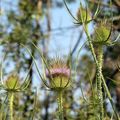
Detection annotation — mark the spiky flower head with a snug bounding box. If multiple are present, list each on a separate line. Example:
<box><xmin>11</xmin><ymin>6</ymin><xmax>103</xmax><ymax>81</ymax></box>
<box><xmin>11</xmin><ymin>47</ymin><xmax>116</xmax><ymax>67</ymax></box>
<box><xmin>92</xmin><ymin>21</ymin><xmax>112</xmax><ymax>46</ymax></box>
<box><xmin>77</xmin><ymin>6</ymin><xmax>91</xmax><ymax>23</ymax></box>
<box><xmin>46</xmin><ymin>58</ymin><xmax>71</xmax><ymax>90</ymax></box>
<box><xmin>5</xmin><ymin>74</ymin><xmax>20</xmax><ymax>91</ymax></box>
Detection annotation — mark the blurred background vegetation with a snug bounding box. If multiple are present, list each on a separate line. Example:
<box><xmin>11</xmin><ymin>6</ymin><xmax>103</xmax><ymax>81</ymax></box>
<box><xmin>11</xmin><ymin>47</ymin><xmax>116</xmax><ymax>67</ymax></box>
<box><xmin>0</xmin><ymin>0</ymin><xmax>120</xmax><ymax>119</ymax></box>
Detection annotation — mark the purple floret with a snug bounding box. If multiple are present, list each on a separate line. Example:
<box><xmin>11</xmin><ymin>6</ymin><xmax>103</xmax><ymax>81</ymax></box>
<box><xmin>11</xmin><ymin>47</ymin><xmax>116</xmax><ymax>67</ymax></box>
<box><xmin>46</xmin><ymin>68</ymin><xmax>70</xmax><ymax>78</ymax></box>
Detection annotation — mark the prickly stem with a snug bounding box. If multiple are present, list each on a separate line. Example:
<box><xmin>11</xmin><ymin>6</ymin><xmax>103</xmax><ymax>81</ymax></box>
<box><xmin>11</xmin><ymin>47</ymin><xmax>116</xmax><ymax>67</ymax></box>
<box><xmin>57</xmin><ymin>91</ymin><xmax>64</xmax><ymax>120</ymax></box>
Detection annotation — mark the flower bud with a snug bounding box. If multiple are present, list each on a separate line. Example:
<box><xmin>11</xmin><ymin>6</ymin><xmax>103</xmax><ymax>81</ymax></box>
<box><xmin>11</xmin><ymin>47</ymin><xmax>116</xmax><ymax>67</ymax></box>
<box><xmin>5</xmin><ymin>74</ymin><xmax>20</xmax><ymax>90</ymax></box>
<box><xmin>77</xmin><ymin>6</ymin><xmax>91</xmax><ymax>23</ymax></box>
<box><xmin>92</xmin><ymin>22</ymin><xmax>112</xmax><ymax>46</ymax></box>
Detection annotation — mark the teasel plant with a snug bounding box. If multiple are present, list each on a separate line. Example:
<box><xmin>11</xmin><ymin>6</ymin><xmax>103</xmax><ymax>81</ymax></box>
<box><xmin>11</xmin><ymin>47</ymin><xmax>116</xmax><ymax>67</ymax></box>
<box><xmin>46</xmin><ymin>57</ymin><xmax>71</xmax><ymax>120</ymax></box>
<box><xmin>92</xmin><ymin>20</ymin><xmax>113</xmax><ymax>120</ymax></box>
<box><xmin>21</xmin><ymin>42</ymin><xmax>72</xmax><ymax>120</ymax></box>
<box><xmin>0</xmin><ymin>58</ymin><xmax>31</xmax><ymax>120</ymax></box>
<box><xmin>63</xmin><ymin>0</ymin><xmax>120</xmax><ymax>119</ymax></box>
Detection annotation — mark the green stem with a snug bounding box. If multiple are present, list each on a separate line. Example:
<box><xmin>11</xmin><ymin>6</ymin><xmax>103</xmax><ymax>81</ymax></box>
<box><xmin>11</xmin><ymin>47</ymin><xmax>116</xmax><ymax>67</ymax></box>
<box><xmin>57</xmin><ymin>91</ymin><xmax>64</xmax><ymax>120</ymax></box>
<box><xmin>96</xmin><ymin>46</ymin><xmax>104</xmax><ymax>120</ymax></box>
<box><xmin>83</xmin><ymin>24</ymin><xmax>104</xmax><ymax>119</ymax></box>
<box><xmin>102</xmin><ymin>75</ymin><xmax>120</xmax><ymax>120</ymax></box>
<box><xmin>8</xmin><ymin>92</ymin><xmax>14</xmax><ymax>120</ymax></box>
<box><xmin>83</xmin><ymin>23</ymin><xmax>98</xmax><ymax>66</ymax></box>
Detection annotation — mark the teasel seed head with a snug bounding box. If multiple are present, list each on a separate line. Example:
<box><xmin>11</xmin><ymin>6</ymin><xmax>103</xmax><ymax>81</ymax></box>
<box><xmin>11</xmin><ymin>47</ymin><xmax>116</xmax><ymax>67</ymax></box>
<box><xmin>77</xmin><ymin>6</ymin><xmax>91</xmax><ymax>23</ymax></box>
<box><xmin>46</xmin><ymin>58</ymin><xmax>71</xmax><ymax>91</ymax></box>
<box><xmin>5</xmin><ymin>74</ymin><xmax>20</xmax><ymax>91</ymax></box>
<box><xmin>92</xmin><ymin>21</ymin><xmax>112</xmax><ymax>46</ymax></box>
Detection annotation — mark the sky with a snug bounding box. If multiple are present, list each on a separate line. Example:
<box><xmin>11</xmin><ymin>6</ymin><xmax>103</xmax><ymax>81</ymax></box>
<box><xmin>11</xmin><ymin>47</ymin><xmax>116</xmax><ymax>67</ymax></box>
<box><xmin>0</xmin><ymin>0</ymin><xmax>84</xmax><ymax>55</ymax></box>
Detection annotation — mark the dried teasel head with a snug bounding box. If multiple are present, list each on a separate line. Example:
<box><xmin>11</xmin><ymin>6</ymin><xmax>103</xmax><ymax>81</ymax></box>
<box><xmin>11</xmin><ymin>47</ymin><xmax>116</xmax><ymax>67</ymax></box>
<box><xmin>4</xmin><ymin>74</ymin><xmax>20</xmax><ymax>91</ymax></box>
<box><xmin>46</xmin><ymin>58</ymin><xmax>71</xmax><ymax>91</ymax></box>
<box><xmin>92</xmin><ymin>21</ymin><xmax>112</xmax><ymax>46</ymax></box>
<box><xmin>77</xmin><ymin>6</ymin><xmax>91</xmax><ymax>23</ymax></box>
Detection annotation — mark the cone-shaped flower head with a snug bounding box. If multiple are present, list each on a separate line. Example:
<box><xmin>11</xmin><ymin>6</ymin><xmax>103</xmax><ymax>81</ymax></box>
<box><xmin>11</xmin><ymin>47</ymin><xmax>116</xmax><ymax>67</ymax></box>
<box><xmin>5</xmin><ymin>74</ymin><xmax>20</xmax><ymax>90</ymax></box>
<box><xmin>77</xmin><ymin>6</ymin><xmax>91</xmax><ymax>23</ymax></box>
<box><xmin>46</xmin><ymin>58</ymin><xmax>71</xmax><ymax>90</ymax></box>
<box><xmin>92</xmin><ymin>21</ymin><xmax>112</xmax><ymax>46</ymax></box>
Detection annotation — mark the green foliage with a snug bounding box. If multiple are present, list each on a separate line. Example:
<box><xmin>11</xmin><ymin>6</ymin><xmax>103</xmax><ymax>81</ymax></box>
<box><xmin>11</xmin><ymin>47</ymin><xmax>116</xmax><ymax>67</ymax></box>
<box><xmin>6</xmin><ymin>25</ymin><xmax>30</xmax><ymax>44</ymax></box>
